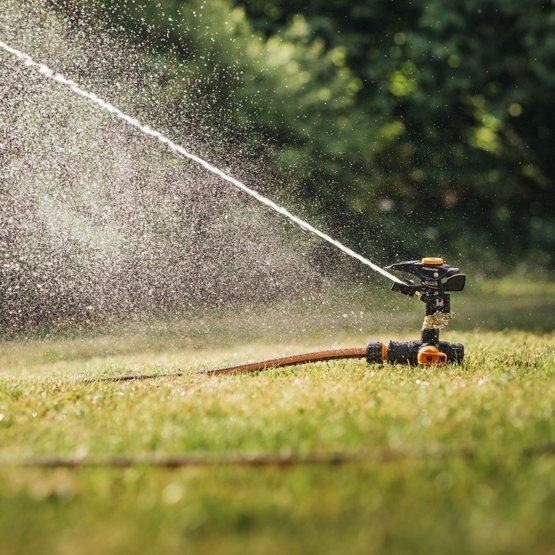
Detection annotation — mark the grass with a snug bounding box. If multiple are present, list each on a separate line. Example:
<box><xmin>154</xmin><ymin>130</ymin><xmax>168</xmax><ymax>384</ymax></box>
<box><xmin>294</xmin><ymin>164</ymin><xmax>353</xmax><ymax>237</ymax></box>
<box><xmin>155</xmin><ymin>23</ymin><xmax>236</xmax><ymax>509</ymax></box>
<box><xmin>0</xmin><ymin>281</ymin><xmax>554</xmax><ymax>555</ymax></box>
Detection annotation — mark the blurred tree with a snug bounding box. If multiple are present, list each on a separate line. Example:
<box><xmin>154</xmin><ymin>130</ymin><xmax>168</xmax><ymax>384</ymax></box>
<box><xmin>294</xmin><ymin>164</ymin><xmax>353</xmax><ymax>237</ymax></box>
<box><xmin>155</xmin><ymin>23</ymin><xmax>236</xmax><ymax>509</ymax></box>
<box><xmin>239</xmin><ymin>0</ymin><xmax>555</xmax><ymax>268</ymax></box>
<box><xmin>51</xmin><ymin>0</ymin><xmax>554</xmax><ymax>269</ymax></box>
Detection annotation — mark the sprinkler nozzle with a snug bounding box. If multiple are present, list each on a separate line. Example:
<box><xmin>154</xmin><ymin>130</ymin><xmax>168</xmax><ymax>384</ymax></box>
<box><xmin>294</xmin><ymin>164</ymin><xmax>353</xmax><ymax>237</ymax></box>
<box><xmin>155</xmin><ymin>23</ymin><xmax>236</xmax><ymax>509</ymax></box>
<box><xmin>385</xmin><ymin>258</ymin><xmax>465</xmax><ymax>315</ymax></box>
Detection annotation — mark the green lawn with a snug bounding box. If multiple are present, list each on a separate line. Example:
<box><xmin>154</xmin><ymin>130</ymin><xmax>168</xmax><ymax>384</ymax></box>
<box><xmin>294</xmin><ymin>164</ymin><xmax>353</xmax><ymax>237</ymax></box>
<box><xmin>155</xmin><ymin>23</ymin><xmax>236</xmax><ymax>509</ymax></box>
<box><xmin>0</xmin><ymin>282</ymin><xmax>553</xmax><ymax>554</ymax></box>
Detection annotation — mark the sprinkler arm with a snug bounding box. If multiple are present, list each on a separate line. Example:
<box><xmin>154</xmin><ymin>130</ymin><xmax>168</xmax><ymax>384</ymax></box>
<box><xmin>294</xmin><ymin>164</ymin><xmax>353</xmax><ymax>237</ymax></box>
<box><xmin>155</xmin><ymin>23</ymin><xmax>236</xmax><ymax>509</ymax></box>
<box><xmin>384</xmin><ymin>258</ymin><xmax>465</xmax><ymax>314</ymax></box>
<box><xmin>389</xmin><ymin>274</ymin><xmax>466</xmax><ymax>297</ymax></box>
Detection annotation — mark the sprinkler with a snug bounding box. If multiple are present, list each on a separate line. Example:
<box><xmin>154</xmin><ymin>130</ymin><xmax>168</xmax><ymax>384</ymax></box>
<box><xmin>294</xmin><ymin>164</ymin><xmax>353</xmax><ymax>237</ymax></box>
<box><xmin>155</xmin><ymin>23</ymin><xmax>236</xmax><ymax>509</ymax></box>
<box><xmin>365</xmin><ymin>257</ymin><xmax>465</xmax><ymax>366</ymax></box>
<box><xmin>202</xmin><ymin>257</ymin><xmax>465</xmax><ymax>376</ymax></box>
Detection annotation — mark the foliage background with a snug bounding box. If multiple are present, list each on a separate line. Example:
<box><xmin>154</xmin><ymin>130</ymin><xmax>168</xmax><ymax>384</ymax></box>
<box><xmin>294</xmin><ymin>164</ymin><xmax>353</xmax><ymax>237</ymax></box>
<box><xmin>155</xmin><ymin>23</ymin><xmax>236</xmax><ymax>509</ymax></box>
<box><xmin>48</xmin><ymin>0</ymin><xmax>555</xmax><ymax>272</ymax></box>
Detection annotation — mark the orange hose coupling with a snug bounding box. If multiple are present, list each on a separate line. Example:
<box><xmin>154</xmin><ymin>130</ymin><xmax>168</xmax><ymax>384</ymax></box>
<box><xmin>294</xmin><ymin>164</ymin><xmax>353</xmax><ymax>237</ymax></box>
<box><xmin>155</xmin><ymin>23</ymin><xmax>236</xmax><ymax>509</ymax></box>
<box><xmin>417</xmin><ymin>345</ymin><xmax>448</xmax><ymax>366</ymax></box>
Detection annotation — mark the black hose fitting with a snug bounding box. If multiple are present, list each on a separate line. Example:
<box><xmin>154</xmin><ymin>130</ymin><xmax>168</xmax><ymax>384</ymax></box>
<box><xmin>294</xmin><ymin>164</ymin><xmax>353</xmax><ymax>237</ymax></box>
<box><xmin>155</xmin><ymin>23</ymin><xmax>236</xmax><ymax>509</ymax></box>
<box><xmin>366</xmin><ymin>340</ymin><xmax>464</xmax><ymax>365</ymax></box>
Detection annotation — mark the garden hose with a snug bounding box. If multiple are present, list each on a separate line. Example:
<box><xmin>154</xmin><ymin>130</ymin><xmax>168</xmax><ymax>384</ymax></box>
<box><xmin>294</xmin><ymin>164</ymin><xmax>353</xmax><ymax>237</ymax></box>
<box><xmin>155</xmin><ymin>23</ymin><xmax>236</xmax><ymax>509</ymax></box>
<box><xmin>199</xmin><ymin>348</ymin><xmax>368</xmax><ymax>376</ymax></box>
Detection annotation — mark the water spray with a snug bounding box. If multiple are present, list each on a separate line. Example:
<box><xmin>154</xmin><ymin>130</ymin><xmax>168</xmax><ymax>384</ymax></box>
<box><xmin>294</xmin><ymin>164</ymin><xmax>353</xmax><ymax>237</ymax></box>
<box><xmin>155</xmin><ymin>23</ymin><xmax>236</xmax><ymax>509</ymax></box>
<box><xmin>0</xmin><ymin>39</ymin><xmax>402</xmax><ymax>286</ymax></box>
<box><xmin>1</xmin><ymin>40</ymin><xmax>467</xmax><ymax>376</ymax></box>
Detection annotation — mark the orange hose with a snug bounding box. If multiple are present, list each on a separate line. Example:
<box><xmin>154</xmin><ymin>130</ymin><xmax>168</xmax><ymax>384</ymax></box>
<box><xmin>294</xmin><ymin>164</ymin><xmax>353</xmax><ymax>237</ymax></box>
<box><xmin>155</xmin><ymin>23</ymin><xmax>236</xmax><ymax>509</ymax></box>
<box><xmin>85</xmin><ymin>348</ymin><xmax>368</xmax><ymax>382</ymax></box>
<box><xmin>200</xmin><ymin>348</ymin><xmax>367</xmax><ymax>376</ymax></box>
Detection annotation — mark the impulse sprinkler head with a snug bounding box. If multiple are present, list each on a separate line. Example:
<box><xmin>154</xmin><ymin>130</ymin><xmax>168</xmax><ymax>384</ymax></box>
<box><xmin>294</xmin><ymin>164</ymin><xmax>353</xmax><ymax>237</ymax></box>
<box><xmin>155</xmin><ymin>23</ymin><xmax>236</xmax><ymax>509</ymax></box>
<box><xmin>388</xmin><ymin>257</ymin><xmax>465</xmax><ymax>352</ymax></box>
<box><xmin>386</xmin><ymin>256</ymin><xmax>465</xmax><ymax>317</ymax></box>
<box><xmin>366</xmin><ymin>257</ymin><xmax>466</xmax><ymax>366</ymax></box>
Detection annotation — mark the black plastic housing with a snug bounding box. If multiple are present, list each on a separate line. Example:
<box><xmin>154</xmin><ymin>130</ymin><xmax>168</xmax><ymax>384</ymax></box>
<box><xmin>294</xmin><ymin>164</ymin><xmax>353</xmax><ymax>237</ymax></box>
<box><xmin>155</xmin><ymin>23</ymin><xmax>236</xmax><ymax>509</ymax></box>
<box><xmin>366</xmin><ymin>340</ymin><xmax>464</xmax><ymax>365</ymax></box>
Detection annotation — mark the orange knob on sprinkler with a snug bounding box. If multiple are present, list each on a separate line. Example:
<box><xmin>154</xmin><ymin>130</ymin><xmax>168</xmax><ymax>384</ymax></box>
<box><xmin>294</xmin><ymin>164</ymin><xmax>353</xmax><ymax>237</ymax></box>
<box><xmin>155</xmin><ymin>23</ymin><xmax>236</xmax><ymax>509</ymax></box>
<box><xmin>200</xmin><ymin>258</ymin><xmax>466</xmax><ymax>376</ymax></box>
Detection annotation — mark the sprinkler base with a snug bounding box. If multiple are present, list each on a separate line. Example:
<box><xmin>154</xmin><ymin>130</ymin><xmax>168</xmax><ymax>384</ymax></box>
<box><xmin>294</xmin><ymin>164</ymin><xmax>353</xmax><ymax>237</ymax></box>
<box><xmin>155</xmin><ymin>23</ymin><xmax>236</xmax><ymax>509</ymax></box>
<box><xmin>366</xmin><ymin>340</ymin><xmax>464</xmax><ymax>366</ymax></box>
